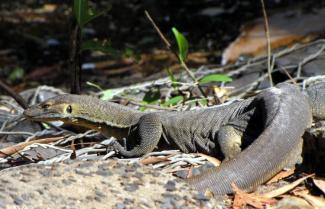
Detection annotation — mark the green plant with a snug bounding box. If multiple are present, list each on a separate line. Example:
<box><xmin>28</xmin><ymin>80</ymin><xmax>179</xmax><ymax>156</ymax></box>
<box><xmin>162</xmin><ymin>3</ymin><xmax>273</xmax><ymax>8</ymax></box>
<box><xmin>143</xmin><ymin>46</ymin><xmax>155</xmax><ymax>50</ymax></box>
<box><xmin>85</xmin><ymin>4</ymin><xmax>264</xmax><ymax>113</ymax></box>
<box><xmin>171</xmin><ymin>27</ymin><xmax>232</xmax><ymax>97</ymax></box>
<box><xmin>8</xmin><ymin>67</ymin><xmax>24</xmax><ymax>82</ymax></box>
<box><xmin>73</xmin><ymin>0</ymin><xmax>106</xmax><ymax>28</ymax></box>
<box><xmin>73</xmin><ymin>0</ymin><xmax>115</xmax><ymax>53</ymax></box>
<box><xmin>199</xmin><ymin>74</ymin><xmax>232</xmax><ymax>84</ymax></box>
<box><xmin>171</xmin><ymin>27</ymin><xmax>188</xmax><ymax>64</ymax></box>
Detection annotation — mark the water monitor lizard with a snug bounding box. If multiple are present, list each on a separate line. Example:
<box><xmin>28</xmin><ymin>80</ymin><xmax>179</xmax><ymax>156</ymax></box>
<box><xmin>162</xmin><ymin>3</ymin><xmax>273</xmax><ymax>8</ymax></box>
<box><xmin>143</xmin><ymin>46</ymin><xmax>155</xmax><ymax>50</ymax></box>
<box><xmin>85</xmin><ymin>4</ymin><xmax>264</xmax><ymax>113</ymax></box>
<box><xmin>23</xmin><ymin>83</ymin><xmax>325</xmax><ymax>195</ymax></box>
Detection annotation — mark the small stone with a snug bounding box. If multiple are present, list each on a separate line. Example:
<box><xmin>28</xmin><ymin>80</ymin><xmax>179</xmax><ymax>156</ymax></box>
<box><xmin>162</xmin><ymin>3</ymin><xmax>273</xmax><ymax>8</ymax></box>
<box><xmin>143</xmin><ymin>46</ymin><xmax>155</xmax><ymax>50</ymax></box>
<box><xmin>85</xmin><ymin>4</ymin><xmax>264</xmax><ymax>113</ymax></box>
<box><xmin>62</xmin><ymin>179</ymin><xmax>72</xmax><ymax>186</ymax></box>
<box><xmin>75</xmin><ymin>168</ymin><xmax>91</xmax><ymax>176</ymax></box>
<box><xmin>174</xmin><ymin>170</ymin><xmax>188</xmax><ymax>179</ymax></box>
<box><xmin>39</xmin><ymin>169</ymin><xmax>51</xmax><ymax>177</ymax></box>
<box><xmin>68</xmin><ymin>175</ymin><xmax>77</xmax><ymax>182</ymax></box>
<box><xmin>21</xmin><ymin>193</ymin><xmax>31</xmax><ymax>201</ymax></box>
<box><xmin>12</xmin><ymin>196</ymin><xmax>24</xmax><ymax>205</ymax></box>
<box><xmin>96</xmin><ymin>169</ymin><xmax>112</xmax><ymax>177</ymax></box>
<box><xmin>95</xmin><ymin>190</ymin><xmax>106</xmax><ymax>198</ymax></box>
<box><xmin>124</xmin><ymin>183</ymin><xmax>139</xmax><ymax>192</ymax></box>
<box><xmin>94</xmin><ymin>196</ymin><xmax>102</xmax><ymax>202</ymax></box>
<box><xmin>123</xmin><ymin>198</ymin><xmax>134</xmax><ymax>205</ymax></box>
<box><xmin>100</xmin><ymin>179</ymin><xmax>112</xmax><ymax>186</ymax></box>
<box><xmin>133</xmin><ymin>171</ymin><xmax>144</xmax><ymax>179</ymax></box>
<box><xmin>152</xmin><ymin>172</ymin><xmax>160</xmax><ymax>177</ymax></box>
<box><xmin>115</xmin><ymin>203</ymin><xmax>126</xmax><ymax>209</ymax></box>
<box><xmin>19</xmin><ymin>177</ymin><xmax>30</xmax><ymax>183</ymax></box>
<box><xmin>36</xmin><ymin>189</ymin><xmax>44</xmax><ymax>195</ymax></box>
<box><xmin>0</xmin><ymin>179</ymin><xmax>10</xmax><ymax>184</ymax></box>
<box><xmin>164</xmin><ymin>180</ymin><xmax>176</xmax><ymax>191</ymax></box>
<box><xmin>194</xmin><ymin>192</ymin><xmax>210</xmax><ymax>201</ymax></box>
<box><xmin>0</xmin><ymin>200</ymin><xmax>6</xmax><ymax>209</ymax></box>
<box><xmin>78</xmin><ymin>161</ymin><xmax>94</xmax><ymax>168</ymax></box>
<box><xmin>86</xmin><ymin>195</ymin><xmax>94</xmax><ymax>200</ymax></box>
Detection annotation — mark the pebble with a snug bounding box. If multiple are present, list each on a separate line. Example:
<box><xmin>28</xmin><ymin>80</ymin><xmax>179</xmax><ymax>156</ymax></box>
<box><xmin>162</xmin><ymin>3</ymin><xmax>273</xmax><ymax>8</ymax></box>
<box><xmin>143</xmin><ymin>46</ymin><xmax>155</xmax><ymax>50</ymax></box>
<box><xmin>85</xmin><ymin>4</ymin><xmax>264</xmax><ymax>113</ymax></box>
<box><xmin>0</xmin><ymin>160</ymin><xmax>221</xmax><ymax>208</ymax></box>
<box><xmin>164</xmin><ymin>180</ymin><xmax>176</xmax><ymax>191</ymax></box>
<box><xmin>124</xmin><ymin>183</ymin><xmax>139</xmax><ymax>192</ymax></box>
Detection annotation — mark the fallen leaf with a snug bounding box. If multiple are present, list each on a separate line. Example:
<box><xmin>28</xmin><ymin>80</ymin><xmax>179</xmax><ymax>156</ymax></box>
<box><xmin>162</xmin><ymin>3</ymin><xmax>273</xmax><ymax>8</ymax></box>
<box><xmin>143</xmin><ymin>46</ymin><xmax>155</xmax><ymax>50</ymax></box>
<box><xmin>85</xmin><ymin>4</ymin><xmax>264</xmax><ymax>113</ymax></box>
<box><xmin>313</xmin><ymin>177</ymin><xmax>325</xmax><ymax>195</ymax></box>
<box><xmin>262</xmin><ymin>174</ymin><xmax>314</xmax><ymax>198</ymax></box>
<box><xmin>270</xmin><ymin>196</ymin><xmax>313</xmax><ymax>209</ymax></box>
<box><xmin>222</xmin><ymin>9</ymin><xmax>325</xmax><ymax>64</ymax></box>
<box><xmin>295</xmin><ymin>191</ymin><xmax>325</xmax><ymax>209</ymax></box>
<box><xmin>140</xmin><ymin>156</ymin><xmax>169</xmax><ymax>165</ymax></box>
<box><xmin>196</xmin><ymin>153</ymin><xmax>221</xmax><ymax>167</ymax></box>
<box><xmin>232</xmin><ymin>183</ymin><xmax>276</xmax><ymax>209</ymax></box>
<box><xmin>267</xmin><ymin>169</ymin><xmax>295</xmax><ymax>184</ymax></box>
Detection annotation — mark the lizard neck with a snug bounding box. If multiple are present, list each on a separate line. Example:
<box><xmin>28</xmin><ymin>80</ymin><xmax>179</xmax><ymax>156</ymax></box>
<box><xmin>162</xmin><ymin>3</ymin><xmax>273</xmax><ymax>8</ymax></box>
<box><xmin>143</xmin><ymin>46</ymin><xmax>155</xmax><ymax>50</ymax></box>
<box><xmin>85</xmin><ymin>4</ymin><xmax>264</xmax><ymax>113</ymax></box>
<box><xmin>72</xmin><ymin>97</ymin><xmax>145</xmax><ymax>128</ymax></box>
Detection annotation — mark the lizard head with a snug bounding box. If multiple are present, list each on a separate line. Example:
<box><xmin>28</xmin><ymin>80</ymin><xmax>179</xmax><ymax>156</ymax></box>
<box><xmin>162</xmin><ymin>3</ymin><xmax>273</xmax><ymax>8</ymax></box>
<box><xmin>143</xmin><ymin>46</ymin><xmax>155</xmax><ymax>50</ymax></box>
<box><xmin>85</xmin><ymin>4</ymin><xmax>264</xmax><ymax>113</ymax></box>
<box><xmin>23</xmin><ymin>95</ymin><xmax>82</xmax><ymax>124</ymax></box>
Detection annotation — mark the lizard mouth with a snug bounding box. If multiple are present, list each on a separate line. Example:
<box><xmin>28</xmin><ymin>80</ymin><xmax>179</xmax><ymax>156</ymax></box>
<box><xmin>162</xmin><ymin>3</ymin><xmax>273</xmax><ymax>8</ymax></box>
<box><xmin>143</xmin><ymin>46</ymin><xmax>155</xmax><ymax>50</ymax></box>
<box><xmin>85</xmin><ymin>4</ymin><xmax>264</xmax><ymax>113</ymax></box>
<box><xmin>23</xmin><ymin>107</ymin><xmax>61</xmax><ymax>121</ymax></box>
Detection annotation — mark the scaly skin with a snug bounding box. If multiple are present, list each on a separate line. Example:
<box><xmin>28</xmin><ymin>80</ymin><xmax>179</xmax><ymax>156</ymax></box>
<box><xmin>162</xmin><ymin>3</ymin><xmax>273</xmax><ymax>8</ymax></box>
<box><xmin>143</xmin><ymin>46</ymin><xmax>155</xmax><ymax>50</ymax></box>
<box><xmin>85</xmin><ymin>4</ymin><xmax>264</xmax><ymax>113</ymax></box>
<box><xmin>23</xmin><ymin>83</ymin><xmax>325</xmax><ymax>195</ymax></box>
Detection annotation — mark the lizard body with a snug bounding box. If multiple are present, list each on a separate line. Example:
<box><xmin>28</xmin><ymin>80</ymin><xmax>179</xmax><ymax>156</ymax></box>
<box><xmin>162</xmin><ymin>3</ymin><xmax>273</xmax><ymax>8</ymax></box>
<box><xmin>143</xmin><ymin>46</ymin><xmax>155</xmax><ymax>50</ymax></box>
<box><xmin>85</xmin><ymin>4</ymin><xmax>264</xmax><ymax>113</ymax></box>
<box><xmin>24</xmin><ymin>83</ymin><xmax>325</xmax><ymax>195</ymax></box>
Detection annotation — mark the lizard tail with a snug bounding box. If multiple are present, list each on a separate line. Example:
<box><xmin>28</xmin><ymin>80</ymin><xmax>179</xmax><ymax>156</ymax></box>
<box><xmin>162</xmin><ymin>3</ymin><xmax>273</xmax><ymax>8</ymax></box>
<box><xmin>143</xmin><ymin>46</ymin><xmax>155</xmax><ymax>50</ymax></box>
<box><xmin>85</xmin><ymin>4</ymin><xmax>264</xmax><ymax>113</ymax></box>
<box><xmin>187</xmin><ymin>83</ymin><xmax>312</xmax><ymax>195</ymax></box>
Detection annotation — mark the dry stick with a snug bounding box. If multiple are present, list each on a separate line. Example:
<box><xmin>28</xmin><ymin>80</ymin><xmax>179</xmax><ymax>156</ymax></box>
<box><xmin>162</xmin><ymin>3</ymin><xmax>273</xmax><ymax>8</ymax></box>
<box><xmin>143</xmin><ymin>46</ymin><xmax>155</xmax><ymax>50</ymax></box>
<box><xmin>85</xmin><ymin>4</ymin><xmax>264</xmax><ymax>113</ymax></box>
<box><xmin>0</xmin><ymin>136</ymin><xmax>65</xmax><ymax>158</ymax></box>
<box><xmin>0</xmin><ymin>78</ymin><xmax>28</xmax><ymax>109</ymax></box>
<box><xmin>297</xmin><ymin>44</ymin><xmax>325</xmax><ymax>78</ymax></box>
<box><xmin>144</xmin><ymin>10</ymin><xmax>208</xmax><ymax>98</ymax></box>
<box><xmin>260</xmin><ymin>0</ymin><xmax>273</xmax><ymax>86</ymax></box>
<box><xmin>280</xmin><ymin>66</ymin><xmax>297</xmax><ymax>85</ymax></box>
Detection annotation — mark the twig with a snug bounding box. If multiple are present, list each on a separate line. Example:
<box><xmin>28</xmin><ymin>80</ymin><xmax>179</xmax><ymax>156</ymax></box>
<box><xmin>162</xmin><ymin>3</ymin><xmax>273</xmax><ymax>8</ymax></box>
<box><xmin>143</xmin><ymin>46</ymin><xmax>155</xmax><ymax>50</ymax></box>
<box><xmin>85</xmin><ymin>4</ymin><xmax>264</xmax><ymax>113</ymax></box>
<box><xmin>0</xmin><ymin>78</ymin><xmax>28</xmax><ymax>109</ymax></box>
<box><xmin>0</xmin><ymin>131</ymin><xmax>34</xmax><ymax>136</ymax></box>
<box><xmin>279</xmin><ymin>66</ymin><xmax>297</xmax><ymax>85</ymax></box>
<box><xmin>297</xmin><ymin>44</ymin><xmax>325</xmax><ymax>78</ymax></box>
<box><xmin>144</xmin><ymin>10</ymin><xmax>207</xmax><ymax>98</ymax></box>
<box><xmin>260</xmin><ymin>0</ymin><xmax>273</xmax><ymax>86</ymax></box>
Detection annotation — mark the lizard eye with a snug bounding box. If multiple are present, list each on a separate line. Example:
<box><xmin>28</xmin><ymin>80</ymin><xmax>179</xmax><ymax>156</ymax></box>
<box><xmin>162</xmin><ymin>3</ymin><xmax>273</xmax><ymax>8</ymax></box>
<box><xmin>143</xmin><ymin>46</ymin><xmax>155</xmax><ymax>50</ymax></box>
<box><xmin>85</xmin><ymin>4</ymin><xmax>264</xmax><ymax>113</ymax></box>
<box><xmin>66</xmin><ymin>105</ymin><xmax>72</xmax><ymax>113</ymax></box>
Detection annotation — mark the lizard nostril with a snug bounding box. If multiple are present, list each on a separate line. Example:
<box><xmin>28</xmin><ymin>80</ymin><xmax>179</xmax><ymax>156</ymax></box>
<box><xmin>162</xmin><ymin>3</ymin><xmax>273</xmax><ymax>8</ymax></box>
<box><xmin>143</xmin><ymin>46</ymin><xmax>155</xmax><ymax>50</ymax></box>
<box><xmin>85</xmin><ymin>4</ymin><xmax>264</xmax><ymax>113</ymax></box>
<box><xmin>66</xmin><ymin>105</ymin><xmax>72</xmax><ymax>113</ymax></box>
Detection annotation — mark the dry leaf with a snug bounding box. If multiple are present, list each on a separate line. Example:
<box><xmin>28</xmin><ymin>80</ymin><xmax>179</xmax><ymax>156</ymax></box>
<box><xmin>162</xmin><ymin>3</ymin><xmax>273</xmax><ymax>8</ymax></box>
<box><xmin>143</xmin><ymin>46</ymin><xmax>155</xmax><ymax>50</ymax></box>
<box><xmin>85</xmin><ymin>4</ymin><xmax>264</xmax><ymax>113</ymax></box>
<box><xmin>232</xmin><ymin>183</ymin><xmax>276</xmax><ymax>209</ymax></box>
<box><xmin>313</xmin><ymin>177</ymin><xmax>325</xmax><ymax>195</ymax></box>
<box><xmin>295</xmin><ymin>191</ymin><xmax>325</xmax><ymax>209</ymax></box>
<box><xmin>196</xmin><ymin>153</ymin><xmax>221</xmax><ymax>167</ymax></box>
<box><xmin>262</xmin><ymin>174</ymin><xmax>314</xmax><ymax>198</ymax></box>
<box><xmin>269</xmin><ymin>196</ymin><xmax>313</xmax><ymax>209</ymax></box>
<box><xmin>140</xmin><ymin>156</ymin><xmax>169</xmax><ymax>165</ymax></box>
<box><xmin>222</xmin><ymin>9</ymin><xmax>325</xmax><ymax>64</ymax></box>
<box><xmin>267</xmin><ymin>169</ymin><xmax>295</xmax><ymax>184</ymax></box>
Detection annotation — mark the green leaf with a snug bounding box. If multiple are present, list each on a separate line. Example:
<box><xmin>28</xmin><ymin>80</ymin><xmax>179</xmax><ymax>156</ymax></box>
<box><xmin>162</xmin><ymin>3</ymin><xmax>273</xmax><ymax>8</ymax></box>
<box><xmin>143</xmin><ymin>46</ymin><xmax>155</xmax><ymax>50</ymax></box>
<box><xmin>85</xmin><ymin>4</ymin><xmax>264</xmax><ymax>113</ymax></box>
<box><xmin>163</xmin><ymin>95</ymin><xmax>184</xmax><ymax>106</ymax></box>
<box><xmin>172</xmin><ymin>27</ymin><xmax>188</xmax><ymax>63</ymax></box>
<box><xmin>100</xmin><ymin>89</ymin><xmax>114</xmax><ymax>100</ymax></box>
<box><xmin>8</xmin><ymin>67</ymin><xmax>24</xmax><ymax>82</ymax></box>
<box><xmin>140</xmin><ymin>91</ymin><xmax>160</xmax><ymax>111</ymax></box>
<box><xmin>86</xmin><ymin>81</ymin><xmax>103</xmax><ymax>91</ymax></box>
<box><xmin>73</xmin><ymin>0</ymin><xmax>88</xmax><ymax>27</ymax></box>
<box><xmin>198</xmin><ymin>98</ymin><xmax>208</xmax><ymax>106</ymax></box>
<box><xmin>81</xmin><ymin>40</ymin><xmax>118</xmax><ymax>55</ymax></box>
<box><xmin>73</xmin><ymin>0</ymin><xmax>109</xmax><ymax>27</ymax></box>
<box><xmin>142</xmin><ymin>90</ymin><xmax>161</xmax><ymax>104</ymax></box>
<box><xmin>199</xmin><ymin>74</ymin><xmax>232</xmax><ymax>84</ymax></box>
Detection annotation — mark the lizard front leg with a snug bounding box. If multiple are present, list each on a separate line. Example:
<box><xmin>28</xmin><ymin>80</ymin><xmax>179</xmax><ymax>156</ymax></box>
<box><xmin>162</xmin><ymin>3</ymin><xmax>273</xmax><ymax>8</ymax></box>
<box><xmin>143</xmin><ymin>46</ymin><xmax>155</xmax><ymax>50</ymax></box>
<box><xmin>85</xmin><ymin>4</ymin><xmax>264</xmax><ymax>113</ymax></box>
<box><xmin>113</xmin><ymin>113</ymin><xmax>163</xmax><ymax>157</ymax></box>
